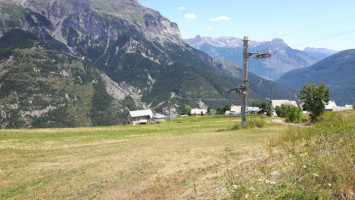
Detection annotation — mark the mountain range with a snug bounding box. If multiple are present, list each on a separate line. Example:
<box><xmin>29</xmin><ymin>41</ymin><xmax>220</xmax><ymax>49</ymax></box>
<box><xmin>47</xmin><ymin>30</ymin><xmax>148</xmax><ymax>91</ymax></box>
<box><xmin>303</xmin><ymin>47</ymin><xmax>338</xmax><ymax>61</ymax></box>
<box><xmin>185</xmin><ymin>35</ymin><xmax>319</xmax><ymax>80</ymax></box>
<box><xmin>0</xmin><ymin>0</ymin><xmax>297</xmax><ymax>128</ymax></box>
<box><xmin>276</xmin><ymin>49</ymin><xmax>355</xmax><ymax>106</ymax></box>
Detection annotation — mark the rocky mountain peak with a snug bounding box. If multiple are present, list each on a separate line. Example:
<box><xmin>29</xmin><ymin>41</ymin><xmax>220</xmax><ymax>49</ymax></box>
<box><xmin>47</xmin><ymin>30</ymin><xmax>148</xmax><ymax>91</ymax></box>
<box><xmin>267</xmin><ymin>38</ymin><xmax>289</xmax><ymax>49</ymax></box>
<box><xmin>3</xmin><ymin>0</ymin><xmax>184</xmax><ymax>46</ymax></box>
<box><xmin>185</xmin><ymin>35</ymin><xmax>243</xmax><ymax>49</ymax></box>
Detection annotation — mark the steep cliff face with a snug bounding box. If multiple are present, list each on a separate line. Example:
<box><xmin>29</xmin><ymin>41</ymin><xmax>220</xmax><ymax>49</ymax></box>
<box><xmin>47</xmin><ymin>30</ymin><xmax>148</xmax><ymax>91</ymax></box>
<box><xmin>21</xmin><ymin>0</ymin><xmax>184</xmax><ymax>46</ymax></box>
<box><xmin>8</xmin><ymin>0</ymin><xmax>213</xmax><ymax>71</ymax></box>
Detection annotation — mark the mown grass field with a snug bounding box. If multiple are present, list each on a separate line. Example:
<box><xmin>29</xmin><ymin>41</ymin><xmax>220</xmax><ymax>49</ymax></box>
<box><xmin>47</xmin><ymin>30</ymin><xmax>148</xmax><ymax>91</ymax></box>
<box><xmin>0</xmin><ymin>115</ymin><xmax>280</xmax><ymax>199</ymax></box>
<box><xmin>1</xmin><ymin>112</ymin><xmax>354</xmax><ymax>199</ymax></box>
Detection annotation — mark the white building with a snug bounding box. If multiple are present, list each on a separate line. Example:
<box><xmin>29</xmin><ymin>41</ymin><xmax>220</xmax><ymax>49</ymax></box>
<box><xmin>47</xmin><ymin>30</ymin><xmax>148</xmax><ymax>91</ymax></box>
<box><xmin>154</xmin><ymin>113</ymin><xmax>167</xmax><ymax>123</ymax></box>
<box><xmin>128</xmin><ymin>109</ymin><xmax>153</xmax><ymax>125</ymax></box>
<box><xmin>270</xmin><ymin>100</ymin><xmax>298</xmax><ymax>109</ymax></box>
<box><xmin>326</xmin><ymin>101</ymin><xmax>353</xmax><ymax>111</ymax></box>
<box><xmin>332</xmin><ymin>106</ymin><xmax>353</xmax><ymax>111</ymax></box>
<box><xmin>225</xmin><ymin>105</ymin><xmax>242</xmax><ymax>115</ymax></box>
<box><xmin>325</xmin><ymin>100</ymin><xmax>337</xmax><ymax>111</ymax></box>
<box><xmin>247</xmin><ymin>107</ymin><xmax>260</xmax><ymax>114</ymax></box>
<box><xmin>190</xmin><ymin>108</ymin><xmax>208</xmax><ymax>116</ymax></box>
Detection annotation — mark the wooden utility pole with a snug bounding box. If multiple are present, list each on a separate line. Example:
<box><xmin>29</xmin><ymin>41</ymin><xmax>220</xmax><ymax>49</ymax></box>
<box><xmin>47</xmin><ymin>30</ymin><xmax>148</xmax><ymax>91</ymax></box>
<box><xmin>228</xmin><ymin>36</ymin><xmax>272</xmax><ymax>127</ymax></box>
<box><xmin>241</xmin><ymin>36</ymin><xmax>249</xmax><ymax>127</ymax></box>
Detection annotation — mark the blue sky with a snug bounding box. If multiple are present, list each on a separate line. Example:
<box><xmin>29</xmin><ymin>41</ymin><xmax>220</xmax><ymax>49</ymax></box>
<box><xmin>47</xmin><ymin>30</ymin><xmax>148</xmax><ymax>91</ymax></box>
<box><xmin>138</xmin><ymin>0</ymin><xmax>355</xmax><ymax>51</ymax></box>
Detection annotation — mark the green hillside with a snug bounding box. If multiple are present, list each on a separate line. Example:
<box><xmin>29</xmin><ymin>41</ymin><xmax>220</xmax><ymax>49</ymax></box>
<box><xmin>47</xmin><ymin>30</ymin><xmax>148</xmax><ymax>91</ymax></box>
<box><xmin>276</xmin><ymin>49</ymin><xmax>355</xmax><ymax>105</ymax></box>
<box><xmin>0</xmin><ymin>30</ymin><xmax>126</xmax><ymax>128</ymax></box>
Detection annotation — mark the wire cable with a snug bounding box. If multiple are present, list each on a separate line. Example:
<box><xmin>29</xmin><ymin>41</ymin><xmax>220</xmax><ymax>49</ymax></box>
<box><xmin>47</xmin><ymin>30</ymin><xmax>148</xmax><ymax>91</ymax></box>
<box><xmin>291</xmin><ymin>29</ymin><xmax>355</xmax><ymax>48</ymax></box>
<box><xmin>275</xmin><ymin>15</ymin><xmax>355</xmax><ymax>38</ymax></box>
<box><xmin>270</xmin><ymin>29</ymin><xmax>355</xmax><ymax>55</ymax></box>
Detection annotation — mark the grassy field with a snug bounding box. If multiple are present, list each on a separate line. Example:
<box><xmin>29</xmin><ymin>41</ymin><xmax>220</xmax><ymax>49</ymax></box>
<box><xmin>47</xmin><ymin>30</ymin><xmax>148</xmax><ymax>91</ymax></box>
<box><xmin>1</xmin><ymin>112</ymin><xmax>354</xmax><ymax>199</ymax></box>
<box><xmin>0</xmin><ymin>115</ymin><xmax>281</xmax><ymax>199</ymax></box>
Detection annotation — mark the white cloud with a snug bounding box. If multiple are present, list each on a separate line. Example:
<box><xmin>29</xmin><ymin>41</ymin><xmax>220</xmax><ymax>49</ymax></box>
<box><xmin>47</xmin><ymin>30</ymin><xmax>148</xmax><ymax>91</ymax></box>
<box><xmin>207</xmin><ymin>26</ymin><xmax>213</xmax><ymax>29</ymax></box>
<box><xmin>185</xmin><ymin>13</ymin><xmax>197</xmax><ymax>19</ymax></box>
<box><xmin>177</xmin><ymin>6</ymin><xmax>185</xmax><ymax>10</ymax></box>
<box><xmin>210</xmin><ymin>16</ymin><xmax>232</xmax><ymax>21</ymax></box>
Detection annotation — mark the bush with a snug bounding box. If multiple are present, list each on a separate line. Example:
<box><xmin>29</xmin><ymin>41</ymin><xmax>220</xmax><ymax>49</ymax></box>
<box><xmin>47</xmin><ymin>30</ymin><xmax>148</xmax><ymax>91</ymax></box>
<box><xmin>181</xmin><ymin>105</ymin><xmax>191</xmax><ymax>115</ymax></box>
<box><xmin>266</xmin><ymin>105</ymin><xmax>272</xmax><ymax>117</ymax></box>
<box><xmin>276</xmin><ymin>105</ymin><xmax>302</xmax><ymax>123</ymax></box>
<box><xmin>217</xmin><ymin>105</ymin><xmax>230</xmax><ymax>115</ymax></box>
<box><xmin>275</xmin><ymin>104</ymin><xmax>291</xmax><ymax>118</ymax></box>
<box><xmin>286</xmin><ymin>106</ymin><xmax>302</xmax><ymax>123</ymax></box>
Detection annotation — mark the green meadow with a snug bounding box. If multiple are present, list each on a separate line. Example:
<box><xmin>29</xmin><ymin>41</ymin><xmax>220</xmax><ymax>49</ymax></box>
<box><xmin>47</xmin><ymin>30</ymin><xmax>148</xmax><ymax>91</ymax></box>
<box><xmin>0</xmin><ymin>112</ymin><xmax>354</xmax><ymax>199</ymax></box>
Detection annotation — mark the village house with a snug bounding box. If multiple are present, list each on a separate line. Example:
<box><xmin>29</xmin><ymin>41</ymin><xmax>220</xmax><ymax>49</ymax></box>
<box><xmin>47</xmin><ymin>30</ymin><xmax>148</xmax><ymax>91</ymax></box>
<box><xmin>225</xmin><ymin>105</ymin><xmax>242</xmax><ymax>115</ymax></box>
<box><xmin>247</xmin><ymin>107</ymin><xmax>261</xmax><ymax>114</ymax></box>
<box><xmin>128</xmin><ymin>109</ymin><xmax>153</xmax><ymax>125</ymax></box>
<box><xmin>154</xmin><ymin>113</ymin><xmax>167</xmax><ymax>123</ymax></box>
<box><xmin>325</xmin><ymin>100</ymin><xmax>337</xmax><ymax>111</ymax></box>
<box><xmin>190</xmin><ymin>108</ymin><xmax>208</xmax><ymax>116</ymax></box>
<box><xmin>269</xmin><ymin>100</ymin><xmax>298</xmax><ymax>109</ymax></box>
<box><xmin>325</xmin><ymin>100</ymin><xmax>353</xmax><ymax>111</ymax></box>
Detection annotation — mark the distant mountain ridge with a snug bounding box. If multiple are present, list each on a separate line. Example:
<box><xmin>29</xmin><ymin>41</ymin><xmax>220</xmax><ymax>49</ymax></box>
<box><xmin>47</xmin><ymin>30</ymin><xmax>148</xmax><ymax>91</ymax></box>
<box><xmin>276</xmin><ymin>49</ymin><xmax>355</xmax><ymax>106</ymax></box>
<box><xmin>303</xmin><ymin>47</ymin><xmax>338</xmax><ymax>61</ymax></box>
<box><xmin>185</xmin><ymin>35</ymin><xmax>318</xmax><ymax>80</ymax></box>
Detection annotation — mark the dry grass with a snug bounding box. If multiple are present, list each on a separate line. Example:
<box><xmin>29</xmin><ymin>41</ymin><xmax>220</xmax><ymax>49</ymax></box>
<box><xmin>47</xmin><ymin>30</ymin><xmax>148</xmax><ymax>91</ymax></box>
<box><xmin>225</xmin><ymin>110</ymin><xmax>355</xmax><ymax>200</ymax></box>
<box><xmin>0</xmin><ymin>116</ymin><xmax>281</xmax><ymax>199</ymax></box>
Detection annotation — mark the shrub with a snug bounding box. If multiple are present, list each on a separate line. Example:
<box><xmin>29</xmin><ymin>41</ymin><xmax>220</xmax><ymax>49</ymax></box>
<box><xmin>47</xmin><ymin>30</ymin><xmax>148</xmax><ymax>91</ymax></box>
<box><xmin>286</xmin><ymin>106</ymin><xmax>302</xmax><ymax>123</ymax></box>
<box><xmin>266</xmin><ymin>105</ymin><xmax>272</xmax><ymax>116</ymax></box>
<box><xmin>275</xmin><ymin>105</ymin><xmax>288</xmax><ymax>118</ymax></box>
<box><xmin>181</xmin><ymin>105</ymin><xmax>191</xmax><ymax>115</ymax></box>
<box><xmin>217</xmin><ymin>105</ymin><xmax>230</xmax><ymax>115</ymax></box>
<box><xmin>276</xmin><ymin>104</ymin><xmax>302</xmax><ymax>123</ymax></box>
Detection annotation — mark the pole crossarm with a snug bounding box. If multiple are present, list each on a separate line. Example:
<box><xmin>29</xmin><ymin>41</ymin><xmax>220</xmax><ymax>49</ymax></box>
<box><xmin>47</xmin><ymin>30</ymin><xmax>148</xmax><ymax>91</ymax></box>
<box><xmin>247</xmin><ymin>51</ymin><xmax>258</xmax><ymax>58</ymax></box>
<box><xmin>227</xmin><ymin>85</ymin><xmax>246</xmax><ymax>94</ymax></box>
<box><xmin>254</xmin><ymin>52</ymin><xmax>272</xmax><ymax>59</ymax></box>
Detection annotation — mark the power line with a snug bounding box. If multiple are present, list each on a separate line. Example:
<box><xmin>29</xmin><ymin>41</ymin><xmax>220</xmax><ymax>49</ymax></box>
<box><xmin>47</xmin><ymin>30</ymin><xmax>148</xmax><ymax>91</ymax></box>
<box><xmin>291</xmin><ymin>29</ymin><xmax>355</xmax><ymax>48</ymax></box>
<box><xmin>276</xmin><ymin>15</ymin><xmax>355</xmax><ymax>38</ymax></box>
<box><xmin>270</xmin><ymin>28</ymin><xmax>355</xmax><ymax>55</ymax></box>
